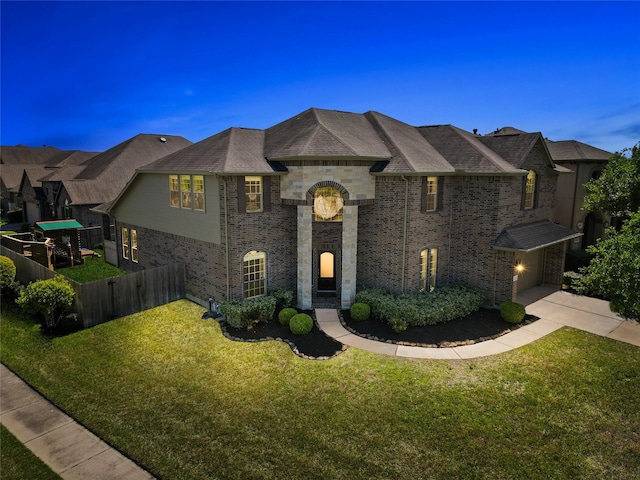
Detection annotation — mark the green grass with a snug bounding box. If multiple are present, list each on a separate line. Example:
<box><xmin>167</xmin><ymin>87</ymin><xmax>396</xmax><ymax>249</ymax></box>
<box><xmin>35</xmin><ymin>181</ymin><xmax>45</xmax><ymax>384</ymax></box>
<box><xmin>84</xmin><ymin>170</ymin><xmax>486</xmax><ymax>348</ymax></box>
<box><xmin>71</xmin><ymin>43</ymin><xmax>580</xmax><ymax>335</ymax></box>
<box><xmin>56</xmin><ymin>250</ymin><xmax>126</xmax><ymax>283</ymax></box>
<box><xmin>0</xmin><ymin>425</ymin><xmax>60</xmax><ymax>480</ymax></box>
<box><xmin>1</xmin><ymin>300</ymin><xmax>639</xmax><ymax>480</ymax></box>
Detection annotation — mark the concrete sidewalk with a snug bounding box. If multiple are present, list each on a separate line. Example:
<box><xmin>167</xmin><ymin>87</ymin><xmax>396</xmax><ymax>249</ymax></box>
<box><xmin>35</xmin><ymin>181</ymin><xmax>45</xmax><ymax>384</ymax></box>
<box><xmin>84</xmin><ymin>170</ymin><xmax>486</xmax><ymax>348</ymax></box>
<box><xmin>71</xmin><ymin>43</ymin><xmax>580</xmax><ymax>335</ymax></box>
<box><xmin>316</xmin><ymin>287</ymin><xmax>640</xmax><ymax>359</ymax></box>
<box><xmin>0</xmin><ymin>364</ymin><xmax>154</xmax><ymax>480</ymax></box>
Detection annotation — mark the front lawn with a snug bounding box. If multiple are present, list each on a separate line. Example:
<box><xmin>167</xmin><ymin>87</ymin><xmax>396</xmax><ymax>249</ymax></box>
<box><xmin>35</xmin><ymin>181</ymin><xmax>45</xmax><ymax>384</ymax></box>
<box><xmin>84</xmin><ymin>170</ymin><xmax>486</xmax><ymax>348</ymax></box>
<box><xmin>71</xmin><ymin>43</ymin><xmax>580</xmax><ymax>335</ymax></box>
<box><xmin>1</xmin><ymin>301</ymin><xmax>639</xmax><ymax>479</ymax></box>
<box><xmin>56</xmin><ymin>250</ymin><xmax>126</xmax><ymax>283</ymax></box>
<box><xmin>0</xmin><ymin>425</ymin><xmax>60</xmax><ymax>480</ymax></box>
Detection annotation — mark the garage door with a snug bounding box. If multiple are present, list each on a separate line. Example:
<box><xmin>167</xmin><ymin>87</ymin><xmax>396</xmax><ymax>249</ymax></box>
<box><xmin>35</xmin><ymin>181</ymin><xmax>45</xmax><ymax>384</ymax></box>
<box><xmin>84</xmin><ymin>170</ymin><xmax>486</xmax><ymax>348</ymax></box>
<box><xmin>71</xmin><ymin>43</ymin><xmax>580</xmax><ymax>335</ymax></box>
<box><xmin>517</xmin><ymin>249</ymin><xmax>542</xmax><ymax>293</ymax></box>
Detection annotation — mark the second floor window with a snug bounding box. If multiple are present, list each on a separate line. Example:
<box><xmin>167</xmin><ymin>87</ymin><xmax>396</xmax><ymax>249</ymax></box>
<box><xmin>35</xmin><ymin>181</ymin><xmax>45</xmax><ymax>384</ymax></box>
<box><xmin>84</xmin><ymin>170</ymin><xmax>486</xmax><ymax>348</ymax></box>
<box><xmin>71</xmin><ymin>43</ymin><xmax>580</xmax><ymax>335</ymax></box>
<box><xmin>245</xmin><ymin>176</ymin><xmax>263</xmax><ymax>212</ymax></box>
<box><xmin>169</xmin><ymin>174</ymin><xmax>205</xmax><ymax>211</ymax></box>
<box><xmin>313</xmin><ymin>186</ymin><xmax>343</xmax><ymax>222</ymax></box>
<box><xmin>424</xmin><ymin>176</ymin><xmax>438</xmax><ymax>212</ymax></box>
<box><xmin>524</xmin><ymin>170</ymin><xmax>536</xmax><ymax>209</ymax></box>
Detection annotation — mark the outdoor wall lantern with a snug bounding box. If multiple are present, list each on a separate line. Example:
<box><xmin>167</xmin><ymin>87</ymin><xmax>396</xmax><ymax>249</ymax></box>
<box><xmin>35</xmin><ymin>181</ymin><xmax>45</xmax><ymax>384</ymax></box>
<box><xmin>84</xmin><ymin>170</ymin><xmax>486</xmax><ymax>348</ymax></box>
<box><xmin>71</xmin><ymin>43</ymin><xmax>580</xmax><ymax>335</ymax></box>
<box><xmin>514</xmin><ymin>263</ymin><xmax>525</xmax><ymax>274</ymax></box>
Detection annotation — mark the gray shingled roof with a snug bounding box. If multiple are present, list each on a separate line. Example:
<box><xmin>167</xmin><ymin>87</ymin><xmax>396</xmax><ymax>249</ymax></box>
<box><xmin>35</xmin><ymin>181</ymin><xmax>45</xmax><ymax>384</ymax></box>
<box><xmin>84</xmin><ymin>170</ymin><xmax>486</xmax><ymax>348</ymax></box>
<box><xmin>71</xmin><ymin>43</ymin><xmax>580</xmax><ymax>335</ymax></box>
<box><xmin>417</xmin><ymin>125</ymin><xmax>523</xmax><ymax>173</ymax></box>
<box><xmin>494</xmin><ymin>220</ymin><xmax>582</xmax><ymax>252</ymax></box>
<box><xmin>75</xmin><ymin>134</ymin><xmax>191</xmax><ymax>180</ymax></box>
<box><xmin>140</xmin><ymin>128</ymin><xmax>273</xmax><ymax>174</ymax></box>
<box><xmin>59</xmin><ymin>134</ymin><xmax>191</xmax><ymax>205</ymax></box>
<box><xmin>265</xmin><ymin>108</ymin><xmax>392</xmax><ymax>160</ymax></box>
<box><xmin>365</xmin><ymin>112</ymin><xmax>455</xmax><ymax>174</ymax></box>
<box><xmin>0</xmin><ymin>145</ymin><xmax>62</xmax><ymax>165</ymax></box>
<box><xmin>545</xmin><ymin>139</ymin><xmax>612</xmax><ymax>162</ymax></box>
<box><xmin>477</xmin><ymin>133</ymin><xmax>544</xmax><ymax>169</ymax></box>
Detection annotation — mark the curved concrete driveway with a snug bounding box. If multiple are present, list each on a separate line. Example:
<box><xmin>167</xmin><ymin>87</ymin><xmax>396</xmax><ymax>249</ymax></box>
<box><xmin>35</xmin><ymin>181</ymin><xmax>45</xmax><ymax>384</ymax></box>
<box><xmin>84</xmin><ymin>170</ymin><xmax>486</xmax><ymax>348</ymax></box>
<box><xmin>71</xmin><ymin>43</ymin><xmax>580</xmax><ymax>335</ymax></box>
<box><xmin>316</xmin><ymin>286</ymin><xmax>640</xmax><ymax>359</ymax></box>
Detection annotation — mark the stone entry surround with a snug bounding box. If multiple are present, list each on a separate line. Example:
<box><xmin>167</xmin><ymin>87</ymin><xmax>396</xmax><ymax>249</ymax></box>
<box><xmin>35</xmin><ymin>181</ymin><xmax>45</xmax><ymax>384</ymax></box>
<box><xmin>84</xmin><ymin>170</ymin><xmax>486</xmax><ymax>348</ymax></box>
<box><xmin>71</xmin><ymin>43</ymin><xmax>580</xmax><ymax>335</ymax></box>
<box><xmin>297</xmin><ymin>204</ymin><xmax>359</xmax><ymax>310</ymax></box>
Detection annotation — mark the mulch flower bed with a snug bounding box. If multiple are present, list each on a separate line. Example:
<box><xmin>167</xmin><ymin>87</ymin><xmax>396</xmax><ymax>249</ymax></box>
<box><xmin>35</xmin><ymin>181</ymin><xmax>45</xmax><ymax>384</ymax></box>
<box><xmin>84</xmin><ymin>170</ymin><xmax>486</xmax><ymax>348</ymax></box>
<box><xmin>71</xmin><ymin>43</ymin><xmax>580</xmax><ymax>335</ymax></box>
<box><xmin>218</xmin><ymin>311</ymin><xmax>347</xmax><ymax>360</ymax></box>
<box><xmin>341</xmin><ymin>308</ymin><xmax>539</xmax><ymax>348</ymax></box>
<box><xmin>215</xmin><ymin>308</ymin><xmax>538</xmax><ymax>359</ymax></box>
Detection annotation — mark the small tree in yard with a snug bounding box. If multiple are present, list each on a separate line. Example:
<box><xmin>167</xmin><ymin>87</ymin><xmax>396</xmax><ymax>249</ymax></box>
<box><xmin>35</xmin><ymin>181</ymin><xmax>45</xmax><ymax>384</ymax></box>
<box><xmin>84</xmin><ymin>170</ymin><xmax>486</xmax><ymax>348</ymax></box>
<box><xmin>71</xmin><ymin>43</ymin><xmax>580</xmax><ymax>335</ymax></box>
<box><xmin>583</xmin><ymin>144</ymin><xmax>640</xmax><ymax>219</ymax></box>
<box><xmin>16</xmin><ymin>276</ymin><xmax>76</xmax><ymax>331</ymax></box>
<box><xmin>576</xmin><ymin>210</ymin><xmax>640</xmax><ymax>321</ymax></box>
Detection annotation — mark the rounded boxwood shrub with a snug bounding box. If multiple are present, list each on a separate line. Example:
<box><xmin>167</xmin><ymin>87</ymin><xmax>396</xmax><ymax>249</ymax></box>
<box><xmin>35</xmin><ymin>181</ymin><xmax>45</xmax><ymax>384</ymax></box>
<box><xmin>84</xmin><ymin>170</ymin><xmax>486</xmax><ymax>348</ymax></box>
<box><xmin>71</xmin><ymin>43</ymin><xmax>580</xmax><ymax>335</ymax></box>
<box><xmin>500</xmin><ymin>301</ymin><xmax>526</xmax><ymax>324</ymax></box>
<box><xmin>289</xmin><ymin>313</ymin><xmax>313</xmax><ymax>335</ymax></box>
<box><xmin>0</xmin><ymin>256</ymin><xmax>17</xmax><ymax>290</ymax></box>
<box><xmin>278</xmin><ymin>307</ymin><xmax>298</xmax><ymax>326</ymax></box>
<box><xmin>350</xmin><ymin>302</ymin><xmax>371</xmax><ymax>321</ymax></box>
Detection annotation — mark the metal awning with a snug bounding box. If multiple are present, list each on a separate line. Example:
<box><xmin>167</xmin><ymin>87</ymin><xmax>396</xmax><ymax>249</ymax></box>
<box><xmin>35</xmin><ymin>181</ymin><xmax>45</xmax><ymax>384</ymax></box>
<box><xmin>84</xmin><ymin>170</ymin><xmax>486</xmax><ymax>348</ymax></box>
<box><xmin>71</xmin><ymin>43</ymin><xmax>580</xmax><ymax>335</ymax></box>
<box><xmin>494</xmin><ymin>220</ymin><xmax>582</xmax><ymax>252</ymax></box>
<box><xmin>35</xmin><ymin>220</ymin><xmax>84</xmax><ymax>231</ymax></box>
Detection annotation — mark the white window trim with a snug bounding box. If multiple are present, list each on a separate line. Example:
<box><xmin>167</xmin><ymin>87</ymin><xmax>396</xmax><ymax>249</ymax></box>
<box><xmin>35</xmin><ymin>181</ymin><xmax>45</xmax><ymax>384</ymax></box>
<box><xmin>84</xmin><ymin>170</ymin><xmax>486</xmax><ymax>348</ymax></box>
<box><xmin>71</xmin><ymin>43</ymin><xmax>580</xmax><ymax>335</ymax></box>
<box><xmin>245</xmin><ymin>176</ymin><xmax>263</xmax><ymax>213</ymax></box>
<box><xmin>131</xmin><ymin>229</ymin><xmax>138</xmax><ymax>263</ymax></box>
<box><xmin>122</xmin><ymin>227</ymin><xmax>129</xmax><ymax>260</ymax></box>
<box><xmin>243</xmin><ymin>250</ymin><xmax>267</xmax><ymax>298</ymax></box>
<box><xmin>420</xmin><ymin>247</ymin><xmax>438</xmax><ymax>292</ymax></box>
<box><xmin>425</xmin><ymin>177</ymin><xmax>438</xmax><ymax>212</ymax></box>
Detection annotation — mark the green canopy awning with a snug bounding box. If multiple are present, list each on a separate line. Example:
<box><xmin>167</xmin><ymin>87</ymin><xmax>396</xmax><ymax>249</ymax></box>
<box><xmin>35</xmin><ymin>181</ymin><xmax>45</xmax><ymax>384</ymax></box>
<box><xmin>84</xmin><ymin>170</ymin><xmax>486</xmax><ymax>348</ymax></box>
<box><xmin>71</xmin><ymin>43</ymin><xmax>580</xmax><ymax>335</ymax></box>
<box><xmin>35</xmin><ymin>220</ymin><xmax>84</xmax><ymax>231</ymax></box>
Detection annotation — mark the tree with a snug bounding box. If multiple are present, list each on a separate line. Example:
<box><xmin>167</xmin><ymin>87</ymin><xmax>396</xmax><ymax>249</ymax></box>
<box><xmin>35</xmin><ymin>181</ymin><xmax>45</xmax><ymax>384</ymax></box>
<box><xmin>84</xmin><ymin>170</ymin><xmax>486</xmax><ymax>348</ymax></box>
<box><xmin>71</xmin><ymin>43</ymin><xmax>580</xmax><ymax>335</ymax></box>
<box><xmin>582</xmin><ymin>144</ymin><xmax>640</xmax><ymax>218</ymax></box>
<box><xmin>16</xmin><ymin>276</ymin><xmax>76</xmax><ymax>331</ymax></box>
<box><xmin>576</xmin><ymin>210</ymin><xmax>640</xmax><ymax>321</ymax></box>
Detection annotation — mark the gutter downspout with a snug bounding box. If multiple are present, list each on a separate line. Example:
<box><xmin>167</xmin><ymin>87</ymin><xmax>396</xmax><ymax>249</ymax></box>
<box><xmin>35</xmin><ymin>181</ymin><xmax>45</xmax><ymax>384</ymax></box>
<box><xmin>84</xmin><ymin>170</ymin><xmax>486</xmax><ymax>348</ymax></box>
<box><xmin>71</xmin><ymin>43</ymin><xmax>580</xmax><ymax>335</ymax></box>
<box><xmin>223</xmin><ymin>178</ymin><xmax>230</xmax><ymax>300</ymax></box>
<box><xmin>401</xmin><ymin>175</ymin><xmax>409</xmax><ymax>292</ymax></box>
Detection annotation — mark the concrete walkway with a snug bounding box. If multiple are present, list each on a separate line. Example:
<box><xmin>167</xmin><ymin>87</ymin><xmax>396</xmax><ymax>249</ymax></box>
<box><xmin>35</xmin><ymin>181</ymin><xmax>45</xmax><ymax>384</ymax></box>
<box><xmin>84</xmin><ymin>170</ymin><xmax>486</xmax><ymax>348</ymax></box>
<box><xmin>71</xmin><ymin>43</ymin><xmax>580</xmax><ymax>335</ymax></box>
<box><xmin>0</xmin><ymin>364</ymin><xmax>154</xmax><ymax>480</ymax></box>
<box><xmin>316</xmin><ymin>286</ymin><xmax>640</xmax><ymax>359</ymax></box>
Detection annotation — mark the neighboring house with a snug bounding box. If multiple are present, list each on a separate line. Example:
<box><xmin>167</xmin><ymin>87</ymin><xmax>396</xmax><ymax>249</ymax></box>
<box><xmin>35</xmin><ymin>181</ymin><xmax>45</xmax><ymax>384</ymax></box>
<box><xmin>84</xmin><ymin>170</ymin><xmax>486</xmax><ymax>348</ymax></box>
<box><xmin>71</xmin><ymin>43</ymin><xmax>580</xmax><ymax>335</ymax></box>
<box><xmin>1</xmin><ymin>145</ymin><xmax>65</xmax><ymax>215</ymax></box>
<box><xmin>40</xmin><ymin>134</ymin><xmax>192</xmax><ymax>249</ymax></box>
<box><xmin>0</xmin><ymin>146</ymin><xmax>98</xmax><ymax>220</ymax></box>
<box><xmin>488</xmin><ymin>128</ymin><xmax>614</xmax><ymax>251</ymax></box>
<box><xmin>545</xmin><ymin>139</ymin><xmax>613</xmax><ymax>250</ymax></box>
<box><xmin>107</xmin><ymin>108</ymin><xmax>580</xmax><ymax>310</ymax></box>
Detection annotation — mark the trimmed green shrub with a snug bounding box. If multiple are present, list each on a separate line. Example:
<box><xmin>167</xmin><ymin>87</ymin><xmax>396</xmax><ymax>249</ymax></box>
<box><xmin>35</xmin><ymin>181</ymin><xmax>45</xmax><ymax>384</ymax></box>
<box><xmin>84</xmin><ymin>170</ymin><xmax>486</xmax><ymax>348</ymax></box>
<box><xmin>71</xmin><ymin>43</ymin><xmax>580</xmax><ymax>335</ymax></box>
<box><xmin>355</xmin><ymin>284</ymin><xmax>485</xmax><ymax>330</ymax></box>
<box><xmin>220</xmin><ymin>295</ymin><xmax>276</xmax><ymax>330</ymax></box>
<box><xmin>16</xmin><ymin>276</ymin><xmax>75</xmax><ymax>331</ymax></box>
<box><xmin>389</xmin><ymin>318</ymin><xmax>408</xmax><ymax>333</ymax></box>
<box><xmin>563</xmin><ymin>271</ymin><xmax>583</xmax><ymax>291</ymax></box>
<box><xmin>278</xmin><ymin>307</ymin><xmax>298</xmax><ymax>326</ymax></box>
<box><xmin>289</xmin><ymin>313</ymin><xmax>313</xmax><ymax>335</ymax></box>
<box><xmin>269</xmin><ymin>288</ymin><xmax>294</xmax><ymax>311</ymax></box>
<box><xmin>350</xmin><ymin>302</ymin><xmax>371</xmax><ymax>321</ymax></box>
<box><xmin>0</xmin><ymin>256</ymin><xmax>16</xmax><ymax>289</ymax></box>
<box><xmin>500</xmin><ymin>301</ymin><xmax>526</xmax><ymax>324</ymax></box>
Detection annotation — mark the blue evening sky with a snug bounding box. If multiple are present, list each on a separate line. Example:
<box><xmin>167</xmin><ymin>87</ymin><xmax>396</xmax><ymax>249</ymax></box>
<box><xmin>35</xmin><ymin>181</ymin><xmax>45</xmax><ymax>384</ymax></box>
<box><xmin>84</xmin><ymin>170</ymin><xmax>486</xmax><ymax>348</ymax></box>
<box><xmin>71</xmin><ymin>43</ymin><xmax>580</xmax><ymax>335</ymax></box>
<box><xmin>1</xmin><ymin>1</ymin><xmax>639</xmax><ymax>154</ymax></box>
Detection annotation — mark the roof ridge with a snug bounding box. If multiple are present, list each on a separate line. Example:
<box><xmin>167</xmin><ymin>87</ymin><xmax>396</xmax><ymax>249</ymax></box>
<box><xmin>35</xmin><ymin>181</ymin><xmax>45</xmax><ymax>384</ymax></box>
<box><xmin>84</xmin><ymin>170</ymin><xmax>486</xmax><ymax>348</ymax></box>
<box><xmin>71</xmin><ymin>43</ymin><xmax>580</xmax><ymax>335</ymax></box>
<box><xmin>311</xmin><ymin>109</ymin><xmax>361</xmax><ymax>157</ymax></box>
<box><xmin>449</xmin><ymin>126</ymin><xmax>517</xmax><ymax>173</ymax></box>
<box><xmin>363</xmin><ymin>111</ymin><xmax>414</xmax><ymax>171</ymax></box>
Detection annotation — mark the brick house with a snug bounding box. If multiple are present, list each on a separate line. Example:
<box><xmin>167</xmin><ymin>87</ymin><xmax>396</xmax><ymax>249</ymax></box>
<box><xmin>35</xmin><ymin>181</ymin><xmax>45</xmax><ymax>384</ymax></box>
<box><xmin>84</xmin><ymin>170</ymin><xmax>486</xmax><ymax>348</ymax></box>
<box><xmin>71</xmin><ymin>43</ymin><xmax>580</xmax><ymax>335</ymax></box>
<box><xmin>107</xmin><ymin>108</ymin><xmax>580</xmax><ymax>310</ymax></box>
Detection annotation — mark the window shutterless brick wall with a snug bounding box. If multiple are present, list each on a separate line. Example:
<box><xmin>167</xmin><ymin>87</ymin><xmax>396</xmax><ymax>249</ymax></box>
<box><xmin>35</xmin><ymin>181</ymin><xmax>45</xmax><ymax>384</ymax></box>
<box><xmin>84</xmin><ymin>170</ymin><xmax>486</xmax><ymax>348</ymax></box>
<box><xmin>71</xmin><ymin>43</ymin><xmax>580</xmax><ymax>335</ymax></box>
<box><xmin>223</xmin><ymin>175</ymin><xmax>298</xmax><ymax>299</ymax></box>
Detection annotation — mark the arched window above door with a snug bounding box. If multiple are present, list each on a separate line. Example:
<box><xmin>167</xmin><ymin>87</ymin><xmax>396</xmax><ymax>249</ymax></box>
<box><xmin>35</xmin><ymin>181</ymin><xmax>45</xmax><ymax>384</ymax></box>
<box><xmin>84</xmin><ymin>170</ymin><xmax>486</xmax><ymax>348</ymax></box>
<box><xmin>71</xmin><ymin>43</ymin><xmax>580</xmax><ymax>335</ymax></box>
<box><xmin>313</xmin><ymin>186</ymin><xmax>343</xmax><ymax>222</ymax></box>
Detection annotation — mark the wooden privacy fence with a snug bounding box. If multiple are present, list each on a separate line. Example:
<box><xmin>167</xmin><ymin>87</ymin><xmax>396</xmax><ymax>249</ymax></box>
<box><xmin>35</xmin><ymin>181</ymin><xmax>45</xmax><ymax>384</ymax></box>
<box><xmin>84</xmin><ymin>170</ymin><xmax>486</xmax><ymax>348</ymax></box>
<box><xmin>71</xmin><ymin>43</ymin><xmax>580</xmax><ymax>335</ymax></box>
<box><xmin>74</xmin><ymin>263</ymin><xmax>185</xmax><ymax>328</ymax></box>
<box><xmin>1</xmin><ymin>246</ymin><xmax>185</xmax><ymax>328</ymax></box>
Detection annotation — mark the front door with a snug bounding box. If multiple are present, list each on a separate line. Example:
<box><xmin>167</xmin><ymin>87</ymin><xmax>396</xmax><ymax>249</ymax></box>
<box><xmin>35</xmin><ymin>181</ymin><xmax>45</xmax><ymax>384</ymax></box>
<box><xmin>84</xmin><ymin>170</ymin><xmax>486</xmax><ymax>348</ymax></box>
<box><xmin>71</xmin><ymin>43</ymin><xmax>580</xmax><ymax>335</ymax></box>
<box><xmin>318</xmin><ymin>251</ymin><xmax>336</xmax><ymax>292</ymax></box>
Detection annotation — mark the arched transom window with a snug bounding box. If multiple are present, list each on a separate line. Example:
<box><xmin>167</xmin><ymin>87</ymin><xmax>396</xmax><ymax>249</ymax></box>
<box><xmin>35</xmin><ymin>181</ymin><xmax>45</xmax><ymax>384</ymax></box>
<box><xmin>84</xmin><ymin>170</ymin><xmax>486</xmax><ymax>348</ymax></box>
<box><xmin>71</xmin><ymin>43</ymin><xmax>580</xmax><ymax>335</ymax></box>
<box><xmin>313</xmin><ymin>186</ymin><xmax>343</xmax><ymax>222</ymax></box>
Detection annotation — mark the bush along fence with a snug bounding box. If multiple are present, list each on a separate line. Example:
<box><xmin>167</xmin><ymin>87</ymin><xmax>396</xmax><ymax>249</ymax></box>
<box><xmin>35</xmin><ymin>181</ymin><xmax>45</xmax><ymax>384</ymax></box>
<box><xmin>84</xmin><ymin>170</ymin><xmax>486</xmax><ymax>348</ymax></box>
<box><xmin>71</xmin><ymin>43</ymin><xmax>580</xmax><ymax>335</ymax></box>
<box><xmin>1</xmin><ymin>246</ymin><xmax>185</xmax><ymax>328</ymax></box>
